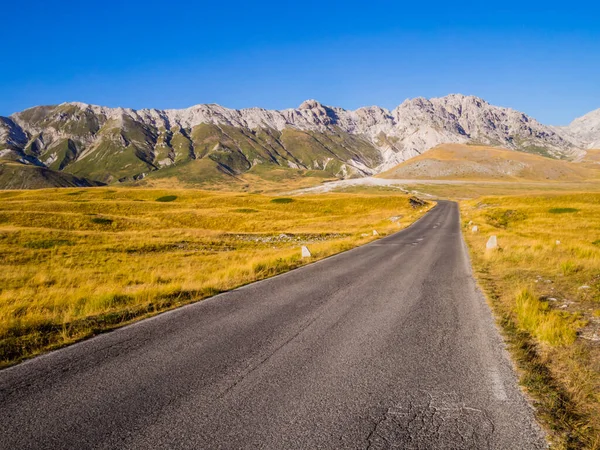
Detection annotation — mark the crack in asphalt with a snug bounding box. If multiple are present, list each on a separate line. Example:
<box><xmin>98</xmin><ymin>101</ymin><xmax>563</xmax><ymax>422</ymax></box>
<box><xmin>367</xmin><ymin>391</ymin><xmax>495</xmax><ymax>450</ymax></box>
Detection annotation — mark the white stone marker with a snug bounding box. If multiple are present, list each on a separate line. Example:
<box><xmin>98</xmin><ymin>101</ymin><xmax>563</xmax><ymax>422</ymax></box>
<box><xmin>471</xmin><ymin>225</ymin><xmax>478</xmax><ymax>233</ymax></box>
<box><xmin>486</xmin><ymin>235</ymin><xmax>498</xmax><ymax>250</ymax></box>
<box><xmin>301</xmin><ymin>246</ymin><xmax>312</xmax><ymax>258</ymax></box>
<box><xmin>372</xmin><ymin>230</ymin><xmax>379</xmax><ymax>236</ymax></box>
<box><xmin>556</xmin><ymin>240</ymin><xmax>561</xmax><ymax>245</ymax></box>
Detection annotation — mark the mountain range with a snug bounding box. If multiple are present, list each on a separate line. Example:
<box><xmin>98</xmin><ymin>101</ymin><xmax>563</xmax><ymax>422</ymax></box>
<box><xmin>1</xmin><ymin>94</ymin><xmax>599</xmax><ymax>189</ymax></box>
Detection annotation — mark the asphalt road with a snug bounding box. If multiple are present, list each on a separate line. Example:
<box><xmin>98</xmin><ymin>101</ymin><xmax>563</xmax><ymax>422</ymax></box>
<box><xmin>0</xmin><ymin>201</ymin><xmax>546</xmax><ymax>449</ymax></box>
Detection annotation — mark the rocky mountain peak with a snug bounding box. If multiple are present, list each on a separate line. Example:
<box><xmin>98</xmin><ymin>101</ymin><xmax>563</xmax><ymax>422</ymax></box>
<box><xmin>564</xmin><ymin>108</ymin><xmax>600</xmax><ymax>149</ymax></box>
<box><xmin>298</xmin><ymin>99</ymin><xmax>323</xmax><ymax>110</ymax></box>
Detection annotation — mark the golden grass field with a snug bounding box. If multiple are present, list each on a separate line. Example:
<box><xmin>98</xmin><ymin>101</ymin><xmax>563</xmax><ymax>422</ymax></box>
<box><xmin>138</xmin><ymin>162</ymin><xmax>338</xmax><ymax>193</ymax></box>
<box><xmin>393</xmin><ymin>180</ymin><xmax>600</xmax><ymax>200</ymax></box>
<box><xmin>379</xmin><ymin>144</ymin><xmax>600</xmax><ymax>182</ymax></box>
<box><xmin>0</xmin><ymin>188</ymin><xmax>430</xmax><ymax>367</ymax></box>
<box><xmin>3</xmin><ymin>175</ymin><xmax>600</xmax><ymax>448</ymax></box>
<box><xmin>462</xmin><ymin>194</ymin><xmax>600</xmax><ymax>449</ymax></box>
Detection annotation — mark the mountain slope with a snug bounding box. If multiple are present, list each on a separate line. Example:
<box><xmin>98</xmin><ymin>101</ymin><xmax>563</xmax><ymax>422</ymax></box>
<box><xmin>379</xmin><ymin>144</ymin><xmax>600</xmax><ymax>181</ymax></box>
<box><xmin>0</xmin><ymin>94</ymin><xmax>593</xmax><ymax>189</ymax></box>
<box><xmin>0</xmin><ymin>162</ymin><xmax>103</xmax><ymax>189</ymax></box>
<box><xmin>580</xmin><ymin>149</ymin><xmax>600</xmax><ymax>163</ymax></box>
<box><xmin>562</xmin><ymin>108</ymin><xmax>600</xmax><ymax>149</ymax></box>
<box><xmin>5</xmin><ymin>103</ymin><xmax>384</xmax><ymax>185</ymax></box>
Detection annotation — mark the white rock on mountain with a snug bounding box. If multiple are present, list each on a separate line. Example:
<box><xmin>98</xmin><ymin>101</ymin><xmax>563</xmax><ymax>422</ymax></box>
<box><xmin>0</xmin><ymin>117</ymin><xmax>33</xmax><ymax>163</ymax></box>
<box><xmin>0</xmin><ymin>117</ymin><xmax>27</xmax><ymax>149</ymax></box>
<box><xmin>562</xmin><ymin>108</ymin><xmax>600</xmax><ymax>149</ymax></box>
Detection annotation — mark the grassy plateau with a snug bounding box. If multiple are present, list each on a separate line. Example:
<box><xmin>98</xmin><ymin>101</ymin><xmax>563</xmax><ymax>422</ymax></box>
<box><xmin>462</xmin><ymin>193</ymin><xmax>600</xmax><ymax>449</ymax></box>
<box><xmin>379</xmin><ymin>143</ymin><xmax>600</xmax><ymax>182</ymax></box>
<box><xmin>0</xmin><ymin>188</ymin><xmax>430</xmax><ymax>368</ymax></box>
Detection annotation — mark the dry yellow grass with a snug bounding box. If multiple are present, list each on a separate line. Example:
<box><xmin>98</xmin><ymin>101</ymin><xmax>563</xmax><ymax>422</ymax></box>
<box><xmin>379</xmin><ymin>144</ymin><xmax>600</xmax><ymax>182</ymax></box>
<box><xmin>376</xmin><ymin>180</ymin><xmax>600</xmax><ymax>201</ymax></box>
<box><xmin>462</xmin><ymin>194</ymin><xmax>600</xmax><ymax>449</ymax></box>
<box><xmin>136</xmin><ymin>162</ymin><xmax>336</xmax><ymax>193</ymax></box>
<box><xmin>581</xmin><ymin>150</ymin><xmax>600</xmax><ymax>164</ymax></box>
<box><xmin>0</xmin><ymin>187</ymin><xmax>430</xmax><ymax>367</ymax></box>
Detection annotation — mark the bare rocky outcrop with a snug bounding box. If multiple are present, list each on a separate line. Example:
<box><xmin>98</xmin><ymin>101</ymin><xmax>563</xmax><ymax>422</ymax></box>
<box><xmin>561</xmin><ymin>107</ymin><xmax>600</xmax><ymax>149</ymax></box>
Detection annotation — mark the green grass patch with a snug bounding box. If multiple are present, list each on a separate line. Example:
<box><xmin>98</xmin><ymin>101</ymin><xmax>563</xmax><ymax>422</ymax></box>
<box><xmin>270</xmin><ymin>197</ymin><xmax>294</xmax><ymax>204</ymax></box>
<box><xmin>90</xmin><ymin>217</ymin><xmax>114</xmax><ymax>225</ymax></box>
<box><xmin>515</xmin><ymin>289</ymin><xmax>578</xmax><ymax>346</ymax></box>
<box><xmin>156</xmin><ymin>195</ymin><xmax>178</xmax><ymax>202</ymax></box>
<box><xmin>23</xmin><ymin>239</ymin><xmax>73</xmax><ymax>249</ymax></box>
<box><xmin>548</xmin><ymin>207</ymin><xmax>579</xmax><ymax>214</ymax></box>
<box><xmin>560</xmin><ymin>260</ymin><xmax>582</xmax><ymax>276</ymax></box>
<box><xmin>233</xmin><ymin>208</ymin><xmax>259</xmax><ymax>213</ymax></box>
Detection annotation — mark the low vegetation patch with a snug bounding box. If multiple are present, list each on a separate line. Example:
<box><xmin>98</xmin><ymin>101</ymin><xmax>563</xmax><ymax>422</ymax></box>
<box><xmin>155</xmin><ymin>195</ymin><xmax>178</xmax><ymax>202</ymax></box>
<box><xmin>0</xmin><ymin>187</ymin><xmax>430</xmax><ymax>368</ymax></box>
<box><xmin>484</xmin><ymin>208</ymin><xmax>527</xmax><ymax>229</ymax></box>
<box><xmin>23</xmin><ymin>239</ymin><xmax>73</xmax><ymax>249</ymax></box>
<box><xmin>90</xmin><ymin>217</ymin><xmax>113</xmax><ymax>225</ymax></box>
<box><xmin>514</xmin><ymin>289</ymin><xmax>580</xmax><ymax>346</ymax></box>
<box><xmin>462</xmin><ymin>194</ymin><xmax>600</xmax><ymax>448</ymax></box>
<box><xmin>409</xmin><ymin>196</ymin><xmax>428</xmax><ymax>208</ymax></box>
<box><xmin>270</xmin><ymin>197</ymin><xmax>294</xmax><ymax>204</ymax></box>
<box><xmin>549</xmin><ymin>207</ymin><xmax>579</xmax><ymax>214</ymax></box>
<box><xmin>232</xmin><ymin>208</ymin><xmax>259</xmax><ymax>213</ymax></box>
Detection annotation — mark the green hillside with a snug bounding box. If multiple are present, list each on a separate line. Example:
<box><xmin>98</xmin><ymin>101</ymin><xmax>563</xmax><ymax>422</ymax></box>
<box><xmin>0</xmin><ymin>105</ymin><xmax>382</xmax><ymax>189</ymax></box>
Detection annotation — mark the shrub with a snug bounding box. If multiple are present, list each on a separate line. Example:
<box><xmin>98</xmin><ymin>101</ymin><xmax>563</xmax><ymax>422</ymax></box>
<box><xmin>24</xmin><ymin>239</ymin><xmax>73</xmax><ymax>249</ymax></box>
<box><xmin>233</xmin><ymin>208</ymin><xmax>259</xmax><ymax>213</ymax></box>
<box><xmin>91</xmin><ymin>217</ymin><xmax>113</xmax><ymax>225</ymax></box>
<box><xmin>485</xmin><ymin>209</ymin><xmax>527</xmax><ymax>229</ymax></box>
<box><xmin>156</xmin><ymin>195</ymin><xmax>177</xmax><ymax>202</ymax></box>
<box><xmin>409</xmin><ymin>196</ymin><xmax>427</xmax><ymax>208</ymax></box>
<box><xmin>548</xmin><ymin>207</ymin><xmax>579</xmax><ymax>214</ymax></box>
<box><xmin>270</xmin><ymin>198</ymin><xmax>294</xmax><ymax>204</ymax></box>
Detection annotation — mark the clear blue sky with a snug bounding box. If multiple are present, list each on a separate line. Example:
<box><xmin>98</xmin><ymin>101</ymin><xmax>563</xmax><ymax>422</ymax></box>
<box><xmin>2</xmin><ymin>0</ymin><xmax>599</xmax><ymax>125</ymax></box>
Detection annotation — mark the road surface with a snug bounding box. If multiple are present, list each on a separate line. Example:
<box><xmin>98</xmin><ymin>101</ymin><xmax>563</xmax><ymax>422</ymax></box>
<box><xmin>0</xmin><ymin>201</ymin><xmax>546</xmax><ymax>449</ymax></box>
